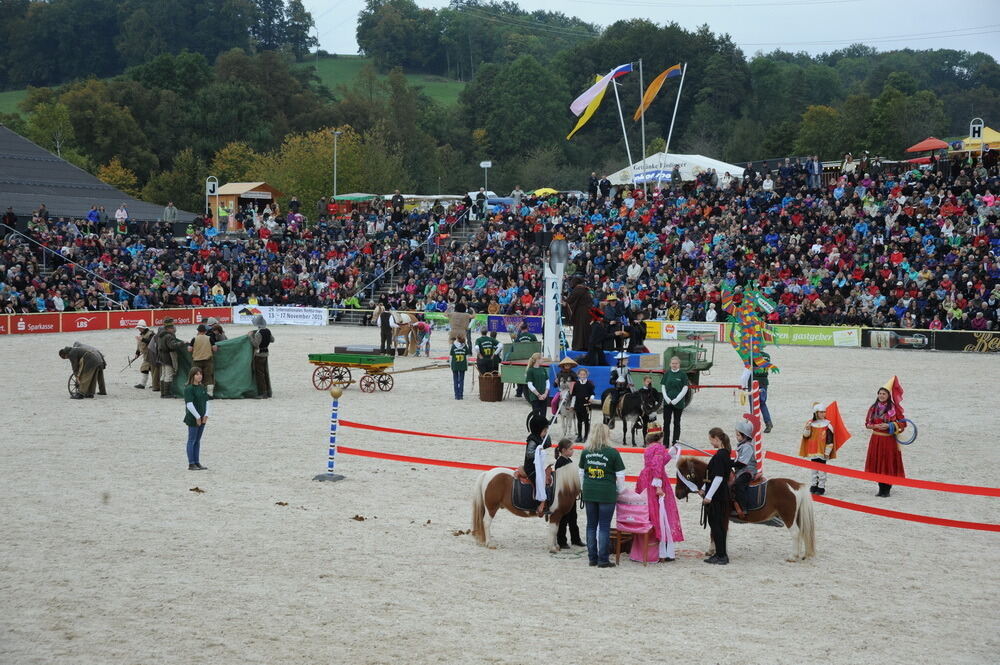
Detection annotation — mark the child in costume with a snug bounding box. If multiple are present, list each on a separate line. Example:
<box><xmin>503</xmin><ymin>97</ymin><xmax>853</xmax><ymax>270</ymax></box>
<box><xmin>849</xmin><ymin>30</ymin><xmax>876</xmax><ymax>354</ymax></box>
<box><xmin>865</xmin><ymin>377</ymin><xmax>907</xmax><ymax>497</ymax></box>
<box><xmin>799</xmin><ymin>402</ymin><xmax>851</xmax><ymax>495</ymax></box>
<box><xmin>633</xmin><ymin>427</ymin><xmax>684</xmax><ymax>562</ymax></box>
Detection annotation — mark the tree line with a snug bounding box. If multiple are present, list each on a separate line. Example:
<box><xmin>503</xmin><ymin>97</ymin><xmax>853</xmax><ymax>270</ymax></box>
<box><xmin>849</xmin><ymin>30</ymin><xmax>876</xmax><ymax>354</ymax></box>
<box><xmin>1</xmin><ymin>0</ymin><xmax>999</xmax><ymax>213</ymax></box>
<box><xmin>0</xmin><ymin>0</ymin><xmax>316</xmax><ymax>89</ymax></box>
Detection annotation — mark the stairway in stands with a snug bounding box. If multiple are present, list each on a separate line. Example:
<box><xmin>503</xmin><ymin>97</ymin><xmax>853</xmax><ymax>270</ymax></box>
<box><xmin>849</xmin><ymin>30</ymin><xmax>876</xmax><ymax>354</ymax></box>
<box><xmin>331</xmin><ymin>213</ymin><xmax>484</xmax><ymax>327</ymax></box>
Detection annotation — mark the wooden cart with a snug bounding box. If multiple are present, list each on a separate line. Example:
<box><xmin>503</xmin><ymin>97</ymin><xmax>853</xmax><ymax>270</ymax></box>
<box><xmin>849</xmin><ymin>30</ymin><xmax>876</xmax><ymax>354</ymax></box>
<box><xmin>307</xmin><ymin>353</ymin><xmax>450</xmax><ymax>393</ymax></box>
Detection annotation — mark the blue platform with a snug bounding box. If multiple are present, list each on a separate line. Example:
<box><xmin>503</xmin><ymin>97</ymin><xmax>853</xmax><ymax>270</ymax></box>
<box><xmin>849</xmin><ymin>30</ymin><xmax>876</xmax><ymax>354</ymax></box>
<box><xmin>548</xmin><ymin>351</ymin><xmax>659</xmax><ymax>397</ymax></box>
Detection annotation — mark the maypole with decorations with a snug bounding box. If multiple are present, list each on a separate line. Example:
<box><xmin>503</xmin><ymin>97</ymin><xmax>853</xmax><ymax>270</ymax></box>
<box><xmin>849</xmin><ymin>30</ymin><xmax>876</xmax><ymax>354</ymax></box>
<box><xmin>543</xmin><ymin>233</ymin><xmax>570</xmax><ymax>361</ymax></box>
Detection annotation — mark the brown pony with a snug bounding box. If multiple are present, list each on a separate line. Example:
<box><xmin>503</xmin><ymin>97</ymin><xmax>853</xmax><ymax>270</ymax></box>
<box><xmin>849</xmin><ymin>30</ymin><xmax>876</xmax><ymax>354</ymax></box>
<box><xmin>471</xmin><ymin>465</ymin><xmax>580</xmax><ymax>552</ymax></box>
<box><xmin>675</xmin><ymin>457</ymin><xmax>816</xmax><ymax>562</ymax></box>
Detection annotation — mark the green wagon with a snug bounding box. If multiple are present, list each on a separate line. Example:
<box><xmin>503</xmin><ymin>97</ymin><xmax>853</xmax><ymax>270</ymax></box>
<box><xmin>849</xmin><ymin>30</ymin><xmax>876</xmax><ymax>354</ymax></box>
<box><xmin>308</xmin><ymin>352</ymin><xmax>396</xmax><ymax>393</ymax></box>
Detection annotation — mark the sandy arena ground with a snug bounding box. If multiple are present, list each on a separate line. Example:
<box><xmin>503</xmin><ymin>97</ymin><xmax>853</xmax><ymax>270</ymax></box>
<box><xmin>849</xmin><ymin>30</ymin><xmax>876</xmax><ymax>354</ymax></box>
<box><xmin>1</xmin><ymin>323</ymin><xmax>998</xmax><ymax>664</ymax></box>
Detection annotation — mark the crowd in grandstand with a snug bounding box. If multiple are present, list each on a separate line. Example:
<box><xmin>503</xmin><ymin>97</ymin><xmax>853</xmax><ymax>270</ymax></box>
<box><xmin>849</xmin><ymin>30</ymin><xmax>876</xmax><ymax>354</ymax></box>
<box><xmin>2</xmin><ymin>150</ymin><xmax>999</xmax><ymax>331</ymax></box>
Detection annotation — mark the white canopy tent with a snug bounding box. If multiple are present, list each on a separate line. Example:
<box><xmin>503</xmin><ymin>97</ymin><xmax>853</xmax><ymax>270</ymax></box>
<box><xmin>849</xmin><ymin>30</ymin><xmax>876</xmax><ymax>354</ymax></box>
<box><xmin>606</xmin><ymin>152</ymin><xmax>745</xmax><ymax>185</ymax></box>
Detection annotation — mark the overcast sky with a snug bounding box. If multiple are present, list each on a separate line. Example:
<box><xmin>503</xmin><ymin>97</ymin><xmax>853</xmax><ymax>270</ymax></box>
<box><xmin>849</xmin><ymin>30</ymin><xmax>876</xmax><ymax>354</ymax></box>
<box><xmin>302</xmin><ymin>0</ymin><xmax>1000</xmax><ymax>62</ymax></box>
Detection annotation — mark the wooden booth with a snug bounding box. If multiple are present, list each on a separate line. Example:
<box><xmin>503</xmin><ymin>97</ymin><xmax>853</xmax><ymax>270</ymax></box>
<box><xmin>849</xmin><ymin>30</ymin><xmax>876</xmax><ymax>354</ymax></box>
<box><xmin>214</xmin><ymin>182</ymin><xmax>285</xmax><ymax>231</ymax></box>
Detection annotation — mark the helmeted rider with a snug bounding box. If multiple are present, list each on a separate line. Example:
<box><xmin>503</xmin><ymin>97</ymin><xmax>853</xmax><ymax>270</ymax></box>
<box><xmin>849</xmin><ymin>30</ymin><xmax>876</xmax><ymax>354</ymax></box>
<box><xmin>732</xmin><ymin>419</ymin><xmax>757</xmax><ymax>512</ymax></box>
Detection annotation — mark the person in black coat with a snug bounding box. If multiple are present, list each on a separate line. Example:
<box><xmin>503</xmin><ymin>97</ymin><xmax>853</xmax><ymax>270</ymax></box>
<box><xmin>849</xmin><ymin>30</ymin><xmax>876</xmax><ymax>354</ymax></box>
<box><xmin>569</xmin><ymin>368</ymin><xmax>596</xmax><ymax>442</ymax></box>
<box><xmin>584</xmin><ymin>311</ymin><xmax>608</xmax><ymax>366</ymax></box>
<box><xmin>700</xmin><ymin>427</ymin><xmax>734</xmax><ymax>565</ymax></box>
<box><xmin>627</xmin><ymin>310</ymin><xmax>648</xmax><ymax>353</ymax></box>
<box><xmin>554</xmin><ymin>439</ymin><xmax>585</xmax><ymax>548</ymax></box>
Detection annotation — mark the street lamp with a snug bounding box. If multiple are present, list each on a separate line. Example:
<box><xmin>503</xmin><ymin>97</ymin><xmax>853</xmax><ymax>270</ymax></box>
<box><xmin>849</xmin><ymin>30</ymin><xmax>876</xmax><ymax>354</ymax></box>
<box><xmin>333</xmin><ymin>130</ymin><xmax>343</xmax><ymax>198</ymax></box>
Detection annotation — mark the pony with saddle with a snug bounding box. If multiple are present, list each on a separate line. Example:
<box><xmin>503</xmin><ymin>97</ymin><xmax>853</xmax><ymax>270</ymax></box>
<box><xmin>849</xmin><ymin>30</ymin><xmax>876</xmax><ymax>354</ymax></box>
<box><xmin>471</xmin><ymin>463</ymin><xmax>581</xmax><ymax>552</ymax></box>
<box><xmin>603</xmin><ymin>388</ymin><xmax>663</xmax><ymax>446</ymax></box>
<box><xmin>675</xmin><ymin>456</ymin><xmax>816</xmax><ymax>561</ymax></box>
<box><xmin>390</xmin><ymin>312</ymin><xmax>420</xmax><ymax>356</ymax></box>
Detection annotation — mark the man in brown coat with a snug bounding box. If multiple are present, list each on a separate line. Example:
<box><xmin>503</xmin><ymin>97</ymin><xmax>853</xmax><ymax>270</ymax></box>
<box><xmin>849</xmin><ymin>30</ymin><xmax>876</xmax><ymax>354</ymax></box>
<box><xmin>60</xmin><ymin>344</ymin><xmax>106</xmax><ymax>399</ymax></box>
<box><xmin>565</xmin><ymin>277</ymin><xmax>593</xmax><ymax>351</ymax></box>
<box><xmin>445</xmin><ymin>303</ymin><xmax>474</xmax><ymax>344</ymax></box>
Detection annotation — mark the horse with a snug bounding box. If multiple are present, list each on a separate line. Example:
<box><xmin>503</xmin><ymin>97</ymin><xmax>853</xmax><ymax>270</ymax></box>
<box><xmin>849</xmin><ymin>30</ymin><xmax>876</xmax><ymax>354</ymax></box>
<box><xmin>390</xmin><ymin>312</ymin><xmax>420</xmax><ymax>356</ymax></box>
<box><xmin>674</xmin><ymin>457</ymin><xmax>816</xmax><ymax>562</ymax></box>
<box><xmin>551</xmin><ymin>382</ymin><xmax>576</xmax><ymax>439</ymax></box>
<box><xmin>603</xmin><ymin>388</ymin><xmax>663</xmax><ymax>446</ymax></box>
<box><xmin>471</xmin><ymin>464</ymin><xmax>581</xmax><ymax>552</ymax></box>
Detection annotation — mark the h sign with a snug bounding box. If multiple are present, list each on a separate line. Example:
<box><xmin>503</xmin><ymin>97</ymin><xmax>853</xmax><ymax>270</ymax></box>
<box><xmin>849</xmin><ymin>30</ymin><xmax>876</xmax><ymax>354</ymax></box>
<box><xmin>970</xmin><ymin>117</ymin><xmax>984</xmax><ymax>140</ymax></box>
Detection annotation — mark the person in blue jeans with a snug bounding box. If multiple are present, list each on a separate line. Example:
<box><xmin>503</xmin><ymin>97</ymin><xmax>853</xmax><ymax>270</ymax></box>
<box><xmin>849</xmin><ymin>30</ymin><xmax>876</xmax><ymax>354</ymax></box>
<box><xmin>578</xmin><ymin>424</ymin><xmax>625</xmax><ymax>567</ymax></box>
<box><xmin>751</xmin><ymin>354</ymin><xmax>773</xmax><ymax>433</ymax></box>
<box><xmin>183</xmin><ymin>367</ymin><xmax>209</xmax><ymax>470</ymax></box>
<box><xmin>449</xmin><ymin>337</ymin><xmax>469</xmax><ymax>400</ymax></box>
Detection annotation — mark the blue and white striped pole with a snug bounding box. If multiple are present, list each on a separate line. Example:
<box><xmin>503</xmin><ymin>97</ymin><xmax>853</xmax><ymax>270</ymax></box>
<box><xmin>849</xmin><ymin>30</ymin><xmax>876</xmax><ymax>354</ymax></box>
<box><xmin>313</xmin><ymin>386</ymin><xmax>346</xmax><ymax>482</ymax></box>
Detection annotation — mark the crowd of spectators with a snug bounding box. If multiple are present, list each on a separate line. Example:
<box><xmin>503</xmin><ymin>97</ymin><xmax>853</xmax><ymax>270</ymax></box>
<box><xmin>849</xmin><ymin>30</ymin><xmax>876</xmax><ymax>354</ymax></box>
<box><xmin>2</xmin><ymin>148</ymin><xmax>999</xmax><ymax>332</ymax></box>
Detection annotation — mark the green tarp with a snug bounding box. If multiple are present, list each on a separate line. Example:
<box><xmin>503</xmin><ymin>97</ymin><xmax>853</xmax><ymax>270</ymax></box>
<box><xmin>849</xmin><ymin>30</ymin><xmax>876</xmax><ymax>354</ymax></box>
<box><xmin>171</xmin><ymin>335</ymin><xmax>258</xmax><ymax>399</ymax></box>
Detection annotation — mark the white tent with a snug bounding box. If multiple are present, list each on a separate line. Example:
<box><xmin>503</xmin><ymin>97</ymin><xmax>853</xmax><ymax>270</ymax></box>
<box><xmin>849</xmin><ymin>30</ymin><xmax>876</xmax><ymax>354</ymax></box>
<box><xmin>606</xmin><ymin>152</ymin><xmax>744</xmax><ymax>185</ymax></box>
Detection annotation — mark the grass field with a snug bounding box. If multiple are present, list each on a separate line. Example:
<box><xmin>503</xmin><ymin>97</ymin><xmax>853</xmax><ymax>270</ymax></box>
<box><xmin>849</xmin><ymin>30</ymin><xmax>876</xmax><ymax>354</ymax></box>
<box><xmin>308</xmin><ymin>54</ymin><xmax>465</xmax><ymax>106</ymax></box>
<box><xmin>0</xmin><ymin>88</ymin><xmax>27</xmax><ymax>115</ymax></box>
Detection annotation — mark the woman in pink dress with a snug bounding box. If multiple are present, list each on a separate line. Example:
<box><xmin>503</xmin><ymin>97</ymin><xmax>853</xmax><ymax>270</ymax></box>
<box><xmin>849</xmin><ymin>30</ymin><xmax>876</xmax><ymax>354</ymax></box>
<box><xmin>633</xmin><ymin>428</ymin><xmax>684</xmax><ymax>562</ymax></box>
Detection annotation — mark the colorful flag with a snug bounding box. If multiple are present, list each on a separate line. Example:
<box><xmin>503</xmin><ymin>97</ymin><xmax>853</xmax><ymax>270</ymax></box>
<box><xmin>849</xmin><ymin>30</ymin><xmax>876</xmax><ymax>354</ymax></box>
<box><xmin>569</xmin><ymin>63</ymin><xmax>633</xmax><ymax>117</ymax></box>
<box><xmin>567</xmin><ymin>75</ymin><xmax>606</xmax><ymax>140</ymax></box>
<box><xmin>633</xmin><ymin>64</ymin><xmax>681</xmax><ymax>121</ymax></box>
<box><xmin>824</xmin><ymin>401</ymin><xmax>853</xmax><ymax>451</ymax></box>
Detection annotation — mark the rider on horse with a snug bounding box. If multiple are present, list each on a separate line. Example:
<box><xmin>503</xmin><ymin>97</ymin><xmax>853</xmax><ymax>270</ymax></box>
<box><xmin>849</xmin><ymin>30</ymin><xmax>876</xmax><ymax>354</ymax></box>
<box><xmin>732</xmin><ymin>419</ymin><xmax>757</xmax><ymax>514</ymax></box>
<box><xmin>523</xmin><ymin>415</ymin><xmax>553</xmax><ymax>516</ymax></box>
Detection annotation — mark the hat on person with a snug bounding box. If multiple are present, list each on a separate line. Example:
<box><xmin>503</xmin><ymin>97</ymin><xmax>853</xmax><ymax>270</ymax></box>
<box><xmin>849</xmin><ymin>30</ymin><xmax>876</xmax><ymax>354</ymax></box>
<box><xmin>135</xmin><ymin>319</ymin><xmax>148</xmax><ymax>330</ymax></box>
<box><xmin>162</xmin><ymin>317</ymin><xmax>175</xmax><ymax>326</ymax></box>
<box><xmin>734</xmin><ymin>419</ymin><xmax>755</xmax><ymax>438</ymax></box>
<box><xmin>812</xmin><ymin>401</ymin><xmax>828</xmax><ymax>413</ymax></box>
<box><xmin>252</xmin><ymin>314</ymin><xmax>267</xmax><ymax>328</ymax></box>
<box><xmin>528</xmin><ymin>415</ymin><xmax>548</xmax><ymax>437</ymax></box>
<box><xmin>606</xmin><ymin>294</ymin><xmax>618</xmax><ymax>301</ymax></box>
<box><xmin>557</xmin><ymin>357</ymin><xmax>578</xmax><ymax>368</ymax></box>
<box><xmin>206</xmin><ymin>317</ymin><xmax>219</xmax><ymax>326</ymax></box>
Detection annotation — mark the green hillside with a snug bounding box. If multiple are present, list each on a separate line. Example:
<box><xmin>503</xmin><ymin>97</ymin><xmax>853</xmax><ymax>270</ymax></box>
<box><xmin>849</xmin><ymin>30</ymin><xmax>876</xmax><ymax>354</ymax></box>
<box><xmin>308</xmin><ymin>55</ymin><xmax>464</xmax><ymax>106</ymax></box>
<box><xmin>0</xmin><ymin>88</ymin><xmax>26</xmax><ymax>115</ymax></box>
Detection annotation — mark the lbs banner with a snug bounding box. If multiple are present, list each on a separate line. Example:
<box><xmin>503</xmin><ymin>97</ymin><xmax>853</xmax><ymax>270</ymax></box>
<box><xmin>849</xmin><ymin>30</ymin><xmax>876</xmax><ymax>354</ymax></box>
<box><xmin>232</xmin><ymin>305</ymin><xmax>328</xmax><ymax>327</ymax></box>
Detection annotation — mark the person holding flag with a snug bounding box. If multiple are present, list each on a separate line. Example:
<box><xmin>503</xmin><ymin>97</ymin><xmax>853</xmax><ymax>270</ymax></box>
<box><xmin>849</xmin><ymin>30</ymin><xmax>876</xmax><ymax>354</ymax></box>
<box><xmin>799</xmin><ymin>402</ymin><xmax>851</xmax><ymax>495</ymax></box>
<box><xmin>864</xmin><ymin>377</ymin><xmax>908</xmax><ymax>497</ymax></box>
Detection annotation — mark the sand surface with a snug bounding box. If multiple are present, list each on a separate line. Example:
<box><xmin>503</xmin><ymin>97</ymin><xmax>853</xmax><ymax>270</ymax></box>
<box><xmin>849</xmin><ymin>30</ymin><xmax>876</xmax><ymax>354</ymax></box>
<box><xmin>1</xmin><ymin>324</ymin><xmax>998</xmax><ymax>665</ymax></box>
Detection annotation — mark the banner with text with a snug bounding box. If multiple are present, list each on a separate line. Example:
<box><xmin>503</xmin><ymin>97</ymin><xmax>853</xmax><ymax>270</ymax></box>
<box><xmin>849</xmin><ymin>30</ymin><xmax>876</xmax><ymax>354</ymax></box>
<box><xmin>770</xmin><ymin>325</ymin><xmax>861</xmax><ymax>348</ymax></box>
<box><xmin>487</xmin><ymin>314</ymin><xmax>543</xmax><ymax>334</ymax></box>
<box><xmin>232</xmin><ymin>305</ymin><xmax>327</xmax><ymax>327</ymax></box>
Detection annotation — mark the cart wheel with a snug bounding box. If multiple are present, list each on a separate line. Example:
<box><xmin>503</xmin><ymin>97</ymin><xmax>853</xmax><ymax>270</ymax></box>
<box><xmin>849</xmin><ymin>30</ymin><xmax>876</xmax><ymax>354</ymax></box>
<box><xmin>68</xmin><ymin>373</ymin><xmax>80</xmax><ymax>397</ymax></box>
<box><xmin>312</xmin><ymin>366</ymin><xmax>333</xmax><ymax>390</ymax></box>
<box><xmin>376</xmin><ymin>374</ymin><xmax>393</xmax><ymax>392</ymax></box>
<box><xmin>359</xmin><ymin>374</ymin><xmax>376</xmax><ymax>393</ymax></box>
<box><xmin>331</xmin><ymin>366</ymin><xmax>351</xmax><ymax>386</ymax></box>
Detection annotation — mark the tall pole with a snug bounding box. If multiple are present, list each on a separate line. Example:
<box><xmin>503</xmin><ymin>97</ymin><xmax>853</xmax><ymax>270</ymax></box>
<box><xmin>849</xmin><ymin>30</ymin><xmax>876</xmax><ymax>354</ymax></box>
<box><xmin>612</xmin><ymin>79</ymin><xmax>634</xmax><ymax>183</ymax></box>
<box><xmin>313</xmin><ymin>386</ymin><xmax>345</xmax><ymax>482</ymax></box>
<box><xmin>333</xmin><ymin>130</ymin><xmax>342</xmax><ymax>198</ymax></box>
<box><xmin>664</xmin><ymin>62</ymin><xmax>687</xmax><ymax>156</ymax></box>
<box><xmin>638</xmin><ymin>59</ymin><xmax>647</xmax><ymax>192</ymax></box>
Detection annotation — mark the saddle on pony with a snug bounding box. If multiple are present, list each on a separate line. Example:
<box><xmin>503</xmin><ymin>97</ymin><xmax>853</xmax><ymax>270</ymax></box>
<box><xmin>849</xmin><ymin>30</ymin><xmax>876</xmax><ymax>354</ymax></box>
<box><xmin>512</xmin><ymin>466</ymin><xmax>555</xmax><ymax>512</ymax></box>
<box><xmin>729</xmin><ymin>475</ymin><xmax>770</xmax><ymax>521</ymax></box>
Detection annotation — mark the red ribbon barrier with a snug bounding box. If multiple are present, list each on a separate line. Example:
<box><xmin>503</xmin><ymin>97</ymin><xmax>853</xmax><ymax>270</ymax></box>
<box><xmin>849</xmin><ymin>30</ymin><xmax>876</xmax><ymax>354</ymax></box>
<box><xmin>811</xmin><ymin>495</ymin><xmax>1000</xmax><ymax>532</ymax></box>
<box><xmin>337</xmin><ymin>446</ymin><xmax>642</xmax><ymax>482</ymax></box>
<box><xmin>335</xmin><ymin>445</ymin><xmax>999</xmax><ymax>531</ymax></box>
<box><xmin>765</xmin><ymin>451</ymin><xmax>1000</xmax><ymax>497</ymax></box>
<box><xmin>340</xmin><ymin>419</ymin><xmax>663</xmax><ymax>454</ymax></box>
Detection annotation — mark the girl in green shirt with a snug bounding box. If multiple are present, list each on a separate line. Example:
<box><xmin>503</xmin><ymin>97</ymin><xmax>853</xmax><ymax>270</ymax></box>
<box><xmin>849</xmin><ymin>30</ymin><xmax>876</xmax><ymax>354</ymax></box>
<box><xmin>183</xmin><ymin>367</ymin><xmax>209</xmax><ymax>470</ymax></box>
<box><xmin>578</xmin><ymin>424</ymin><xmax>625</xmax><ymax>567</ymax></box>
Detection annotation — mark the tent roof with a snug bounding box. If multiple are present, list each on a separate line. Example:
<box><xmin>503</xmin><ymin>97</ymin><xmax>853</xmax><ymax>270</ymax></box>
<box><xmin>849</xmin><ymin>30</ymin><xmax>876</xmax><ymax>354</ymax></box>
<box><xmin>0</xmin><ymin>125</ymin><xmax>197</xmax><ymax>222</ymax></box>
<box><xmin>906</xmin><ymin>137</ymin><xmax>949</xmax><ymax>153</ymax></box>
<box><xmin>217</xmin><ymin>182</ymin><xmax>284</xmax><ymax>198</ymax></box>
<box><xmin>607</xmin><ymin>152</ymin><xmax>744</xmax><ymax>185</ymax></box>
<box><xmin>952</xmin><ymin>126</ymin><xmax>1000</xmax><ymax>150</ymax></box>
<box><xmin>333</xmin><ymin>193</ymin><xmax>377</xmax><ymax>201</ymax></box>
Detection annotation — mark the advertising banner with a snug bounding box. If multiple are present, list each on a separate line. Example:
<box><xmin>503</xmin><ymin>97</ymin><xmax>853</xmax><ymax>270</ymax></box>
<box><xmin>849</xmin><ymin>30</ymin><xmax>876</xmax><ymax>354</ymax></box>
<box><xmin>862</xmin><ymin>328</ymin><xmax>931</xmax><ymax>350</ymax></box>
<box><xmin>0</xmin><ymin>314</ymin><xmax>8</xmax><ymax>335</ymax></box>
<box><xmin>10</xmin><ymin>313</ymin><xmax>61</xmax><ymax>335</ymax></box>
<box><xmin>487</xmin><ymin>314</ymin><xmax>543</xmax><ymax>334</ymax></box>
<box><xmin>194</xmin><ymin>307</ymin><xmax>233</xmax><ymax>324</ymax></box>
<box><xmin>151</xmin><ymin>309</ymin><xmax>196</xmax><ymax>326</ymax></box>
<box><xmin>232</xmin><ymin>305</ymin><xmax>327</xmax><ymax>326</ymax></box>
<box><xmin>659</xmin><ymin>321</ymin><xmax>724</xmax><ymax>340</ymax></box>
<box><xmin>769</xmin><ymin>325</ymin><xmax>861</xmax><ymax>347</ymax></box>
<box><xmin>933</xmin><ymin>330</ymin><xmax>1000</xmax><ymax>353</ymax></box>
<box><xmin>109</xmin><ymin>310</ymin><xmax>155</xmax><ymax>330</ymax></box>
<box><xmin>61</xmin><ymin>312</ymin><xmax>109</xmax><ymax>333</ymax></box>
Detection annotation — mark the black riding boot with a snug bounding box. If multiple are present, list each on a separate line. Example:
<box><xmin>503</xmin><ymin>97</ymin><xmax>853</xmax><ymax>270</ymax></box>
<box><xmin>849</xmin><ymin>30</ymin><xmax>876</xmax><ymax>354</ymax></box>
<box><xmin>877</xmin><ymin>482</ymin><xmax>892</xmax><ymax>497</ymax></box>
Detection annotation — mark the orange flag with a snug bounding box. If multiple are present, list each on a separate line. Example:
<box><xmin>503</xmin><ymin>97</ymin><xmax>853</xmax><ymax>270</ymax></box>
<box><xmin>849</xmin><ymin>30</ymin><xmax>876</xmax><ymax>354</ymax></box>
<box><xmin>825</xmin><ymin>401</ymin><xmax>852</xmax><ymax>451</ymax></box>
<box><xmin>633</xmin><ymin>64</ymin><xmax>681</xmax><ymax>121</ymax></box>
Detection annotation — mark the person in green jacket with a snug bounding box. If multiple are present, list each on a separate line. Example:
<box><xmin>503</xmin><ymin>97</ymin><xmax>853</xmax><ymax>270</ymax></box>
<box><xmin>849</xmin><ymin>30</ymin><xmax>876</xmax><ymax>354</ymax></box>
<box><xmin>578</xmin><ymin>424</ymin><xmax>625</xmax><ymax>567</ymax></box>
<box><xmin>474</xmin><ymin>331</ymin><xmax>500</xmax><ymax>374</ymax></box>
<box><xmin>525</xmin><ymin>352</ymin><xmax>550</xmax><ymax>420</ymax></box>
<box><xmin>183</xmin><ymin>367</ymin><xmax>210</xmax><ymax>470</ymax></box>
<box><xmin>449</xmin><ymin>337</ymin><xmax>469</xmax><ymax>400</ymax></box>
<box><xmin>660</xmin><ymin>355</ymin><xmax>690</xmax><ymax>444</ymax></box>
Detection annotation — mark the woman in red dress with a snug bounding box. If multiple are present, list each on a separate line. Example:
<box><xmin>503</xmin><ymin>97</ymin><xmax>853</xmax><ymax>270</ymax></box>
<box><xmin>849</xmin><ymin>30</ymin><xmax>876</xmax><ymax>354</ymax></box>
<box><xmin>864</xmin><ymin>379</ymin><xmax>906</xmax><ymax>497</ymax></box>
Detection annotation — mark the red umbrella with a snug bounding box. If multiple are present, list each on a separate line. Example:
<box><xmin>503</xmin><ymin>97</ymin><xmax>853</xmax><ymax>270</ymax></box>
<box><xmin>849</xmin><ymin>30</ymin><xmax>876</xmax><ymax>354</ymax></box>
<box><xmin>906</xmin><ymin>157</ymin><xmax>931</xmax><ymax>164</ymax></box>
<box><xmin>906</xmin><ymin>137</ymin><xmax>948</xmax><ymax>153</ymax></box>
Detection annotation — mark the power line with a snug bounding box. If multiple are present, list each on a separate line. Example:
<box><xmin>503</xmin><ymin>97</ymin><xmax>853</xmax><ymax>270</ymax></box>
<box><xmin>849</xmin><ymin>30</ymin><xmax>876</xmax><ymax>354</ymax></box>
<box><xmin>739</xmin><ymin>25</ymin><xmax>1000</xmax><ymax>47</ymax></box>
